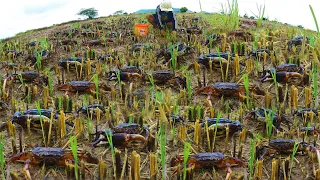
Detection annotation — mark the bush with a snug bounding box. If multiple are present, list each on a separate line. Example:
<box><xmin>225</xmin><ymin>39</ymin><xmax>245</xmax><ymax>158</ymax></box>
<box><xmin>77</xmin><ymin>8</ymin><xmax>98</xmax><ymax>19</ymax></box>
<box><xmin>114</xmin><ymin>10</ymin><xmax>127</xmax><ymax>15</ymax></box>
<box><xmin>180</xmin><ymin>7</ymin><xmax>188</xmax><ymax>13</ymax></box>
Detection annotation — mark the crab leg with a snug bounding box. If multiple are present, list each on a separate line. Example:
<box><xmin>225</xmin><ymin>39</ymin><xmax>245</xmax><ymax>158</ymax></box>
<box><xmin>23</xmin><ymin>159</ymin><xmax>32</xmax><ymax>180</ymax></box>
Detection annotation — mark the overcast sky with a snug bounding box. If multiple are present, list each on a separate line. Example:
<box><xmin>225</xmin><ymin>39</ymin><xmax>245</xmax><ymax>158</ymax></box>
<box><xmin>0</xmin><ymin>0</ymin><xmax>319</xmax><ymax>39</ymax></box>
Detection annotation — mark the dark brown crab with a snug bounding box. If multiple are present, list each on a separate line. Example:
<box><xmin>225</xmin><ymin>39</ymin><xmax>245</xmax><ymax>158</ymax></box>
<box><xmin>197</xmin><ymin>52</ymin><xmax>235</xmax><ymax>69</ymax></box>
<box><xmin>196</xmin><ymin>82</ymin><xmax>265</xmax><ymax>103</ymax></box>
<box><xmin>5</xmin><ymin>71</ymin><xmax>48</xmax><ymax>86</ymax></box>
<box><xmin>287</xmin><ymin>36</ymin><xmax>310</xmax><ymax>51</ymax></box>
<box><xmin>56</xmin><ymin>81</ymin><xmax>111</xmax><ymax>95</ymax></box>
<box><xmin>256</xmin><ymin>139</ymin><xmax>317</xmax><ymax>160</ymax></box>
<box><xmin>148</xmin><ymin>70</ymin><xmax>186</xmax><ymax>89</ymax></box>
<box><xmin>58</xmin><ymin>57</ymin><xmax>86</xmax><ymax>69</ymax></box>
<box><xmin>171</xmin><ymin>152</ymin><xmax>246</xmax><ymax>178</ymax></box>
<box><xmin>156</xmin><ymin>43</ymin><xmax>195</xmax><ymax>64</ymax></box>
<box><xmin>204</xmin><ymin>118</ymin><xmax>242</xmax><ymax>136</ymax></box>
<box><xmin>108</xmin><ymin>66</ymin><xmax>144</xmax><ymax>82</ymax></box>
<box><xmin>92</xmin><ymin>122</ymin><xmax>151</xmax><ymax>149</ymax></box>
<box><xmin>260</xmin><ymin>63</ymin><xmax>305</xmax><ymax>82</ymax></box>
<box><xmin>11</xmin><ymin>109</ymin><xmax>73</xmax><ymax>131</ymax></box>
<box><xmin>244</xmin><ymin>108</ymin><xmax>290</xmax><ymax>130</ymax></box>
<box><xmin>260</xmin><ymin>69</ymin><xmax>306</xmax><ymax>85</ymax></box>
<box><xmin>9</xmin><ymin>147</ymin><xmax>98</xmax><ymax>179</ymax></box>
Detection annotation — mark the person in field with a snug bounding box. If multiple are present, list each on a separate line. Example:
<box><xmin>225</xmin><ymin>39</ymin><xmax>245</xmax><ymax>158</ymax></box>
<box><xmin>146</xmin><ymin>0</ymin><xmax>177</xmax><ymax>36</ymax></box>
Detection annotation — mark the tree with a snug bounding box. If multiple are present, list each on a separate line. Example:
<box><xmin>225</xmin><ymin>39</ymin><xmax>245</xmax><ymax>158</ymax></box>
<box><xmin>180</xmin><ymin>7</ymin><xmax>188</xmax><ymax>13</ymax></box>
<box><xmin>113</xmin><ymin>10</ymin><xmax>126</xmax><ymax>15</ymax></box>
<box><xmin>77</xmin><ymin>8</ymin><xmax>98</xmax><ymax>19</ymax></box>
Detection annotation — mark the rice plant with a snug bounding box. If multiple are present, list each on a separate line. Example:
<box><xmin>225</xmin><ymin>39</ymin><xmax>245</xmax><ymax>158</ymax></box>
<box><xmin>186</xmin><ymin>72</ymin><xmax>192</xmax><ymax>101</ymax></box>
<box><xmin>159</xmin><ymin>122</ymin><xmax>166</xmax><ymax>180</ymax></box>
<box><xmin>70</xmin><ymin>136</ymin><xmax>79</xmax><ymax>180</ymax></box>
<box><xmin>106</xmin><ymin>129</ymin><xmax>116</xmax><ymax>178</ymax></box>
<box><xmin>312</xmin><ymin>61</ymin><xmax>319</xmax><ymax>108</ymax></box>
<box><xmin>36</xmin><ymin>101</ymin><xmax>46</xmax><ymax>146</ymax></box>
<box><xmin>309</xmin><ymin>5</ymin><xmax>319</xmax><ymax>33</ymax></box>
<box><xmin>93</xmin><ymin>74</ymin><xmax>99</xmax><ymax>99</ymax></box>
<box><xmin>0</xmin><ymin>133</ymin><xmax>5</xmax><ymax>180</ymax></box>
<box><xmin>289</xmin><ymin>142</ymin><xmax>299</xmax><ymax>180</ymax></box>
<box><xmin>183</xmin><ymin>142</ymin><xmax>191</xmax><ymax>180</ymax></box>
<box><xmin>248</xmin><ymin>138</ymin><xmax>256</xmax><ymax>180</ymax></box>
<box><xmin>242</xmin><ymin>73</ymin><xmax>250</xmax><ymax>108</ymax></box>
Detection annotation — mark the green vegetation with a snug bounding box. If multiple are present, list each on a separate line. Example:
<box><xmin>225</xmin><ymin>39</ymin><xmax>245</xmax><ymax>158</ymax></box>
<box><xmin>0</xmin><ymin>134</ymin><xmax>5</xmax><ymax>180</ymax></box>
<box><xmin>70</xmin><ymin>136</ymin><xmax>79</xmax><ymax>180</ymax></box>
<box><xmin>77</xmin><ymin>8</ymin><xmax>98</xmax><ymax>19</ymax></box>
<box><xmin>180</xmin><ymin>7</ymin><xmax>188</xmax><ymax>13</ymax></box>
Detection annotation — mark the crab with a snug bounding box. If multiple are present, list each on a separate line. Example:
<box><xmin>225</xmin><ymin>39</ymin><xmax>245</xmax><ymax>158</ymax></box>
<box><xmin>204</xmin><ymin>34</ymin><xmax>222</xmax><ymax>47</ymax></box>
<box><xmin>170</xmin><ymin>152</ymin><xmax>246</xmax><ymax>178</ymax></box>
<box><xmin>0</xmin><ymin>101</ymin><xmax>9</xmax><ymax>112</ymax></box>
<box><xmin>259</xmin><ymin>69</ymin><xmax>306</xmax><ymax>85</ymax></box>
<box><xmin>202</xmin><ymin>118</ymin><xmax>242</xmax><ymax>136</ymax></box>
<box><xmin>107</xmin><ymin>65</ymin><xmax>144</xmax><ymax>82</ymax></box>
<box><xmin>28</xmin><ymin>50</ymin><xmax>50</xmax><ymax>65</ymax></box>
<box><xmin>5</xmin><ymin>50</ymin><xmax>23</xmax><ymax>59</ymax></box>
<box><xmin>12</xmin><ymin>109</ymin><xmax>73</xmax><ymax>130</ymax></box>
<box><xmin>186</xmin><ymin>26</ymin><xmax>202</xmax><ymax>34</ymax></box>
<box><xmin>130</xmin><ymin>43</ymin><xmax>152</xmax><ymax>55</ymax></box>
<box><xmin>293</xmin><ymin>108</ymin><xmax>318</xmax><ymax>117</ymax></box>
<box><xmin>287</xmin><ymin>36</ymin><xmax>310</xmax><ymax>51</ymax></box>
<box><xmin>9</xmin><ymin>147</ymin><xmax>98</xmax><ymax>179</ymax></box>
<box><xmin>147</xmin><ymin>70</ymin><xmax>186</xmax><ymax>89</ymax></box>
<box><xmin>56</xmin><ymin>81</ymin><xmax>111</xmax><ymax>95</ymax></box>
<box><xmin>298</xmin><ymin>126</ymin><xmax>319</xmax><ymax>136</ymax></box>
<box><xmin>195</xmin><ymin>82</ymin><xmax>265</xmax><ymax>104</ymax></box>
<box><xmin>58</xmin><ymin>57</ymin><xmax>86</xmax><ymax>69</ymax></box>
<box><xmin>243</xmin><ymin>108</ymin><xmax>290</xmax><ymax>130</ymax></box>
<box><xmin>92</xmin><ymin>122</ymin><xmax>151</xmax><ymax>149</ymax></box>
<box><xmin>77</xmin><ymin>104</ymin><xmax>105</xmax><ymax>115</ymax></box>
<box><xmin>197</xmin><ymin>52</ymin><xmax>234</xmax><ymax>68</ymax></box>
<box><xmin>248</xmin><ymin>48</ymin><xmax>270</xmax><ymax>59</ymax></box>
<box><xmin>156</xmin><ymin>43</ymin><xmax>195</xmax><ymax>63</ymax></box>
<box><xmin>5</xmin><ymin>71</ymin><xmax>48</xmax><ymax>86</ymax></box>
<box><xmin>98</xmin><ymin>54</ymin><xmax>116</xmax><ymax>62</ymax></box>
<box><xmin>256</xmin><ymin>139</ymin><xmax>317</xmax><ymax>160</ymax></box>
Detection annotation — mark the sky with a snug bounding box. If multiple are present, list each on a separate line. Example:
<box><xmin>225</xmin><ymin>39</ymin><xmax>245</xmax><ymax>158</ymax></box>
<box><xmin>0</xmin><ymin>0</ymin><xmax>319</xmax><ymax>39</ymax></box>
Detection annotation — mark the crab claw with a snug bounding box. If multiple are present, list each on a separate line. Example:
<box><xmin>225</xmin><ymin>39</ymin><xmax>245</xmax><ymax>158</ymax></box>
<box><xmin>9</xmin><ymin>152</ymin><xmax>33</xmax><ymax>163</ymax></box>
<box><xmin>195</xmin><ymin>86</ymin><xmax>215</xmax><ymax>95</ymax></box>
<box><xmin>23</xmin><ymin>159</ymin><xmax>32</xmax><ymax>180</ymax></box>
<box><xmin>107</xmin><ymin>71</ymin><xmax>118</xmax><ymax>81</ymax></box>
<box><xmin>55</xmin><ymin>83</ymin><xmax>71</xmax><ymax>91</ymax></box>
<box><xmin>224</xmin><ymin>157</ymin><xmax>246</xmax><ymax>168</ymax></box>
<box><xmin>112</xmin><ymin>133</ymin><xmax>147</xmax><ymax>148</ymax></box>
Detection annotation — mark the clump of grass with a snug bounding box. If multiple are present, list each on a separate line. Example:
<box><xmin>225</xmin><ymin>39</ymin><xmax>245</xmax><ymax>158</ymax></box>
<box><xmin>270</xmin><ymin>70</ymin><xmax>279</xmax><ymax>102</ymax></box>
<box><xmin>18</xmin><ymin>74</ymin><xmax>24</xmax><ymax>85</ymax></box>
<box><xmin>93</xmin><ymin>74</ymin><xmax>99</xmax><ymax>99</ymax></box>
<box><xmin>70</xmin><ymin>136</ymin><xmax>79</xmax><ymax>180</ymax></box>
<box><xmin>0</xmin><ymin>133</ymin><xmax>5</xmax><ymax>180</ymax></box>
<box><xmin>242</xmin><ymin>73</ymin><xmax>250</xmax><ymax>108</ymax></box>
<box><xmin>183</xmin><ymin>142</ymin><xmax>191</xmax><ymax>180</ymax></box>
<box><xmin>309</xmin><ymin>5</ymin><xmax>319</xmax><ymax>33</ymax></box>
<box><xmin>248</xmin><ymin>138</ymin><xmax>256</xmax><ymax>180</ymax></box>
<box><xmin>312</xmin><ymin>63</ymin><xmax>318</xmax><ymax>108</ymax></box>
<box><xmin>186</xmin><ymin>72</ymin><xmax>192</xmax><ymax>101</ymax></box>
<box><xmin>36</xmin><ymin>101</ymin><xmax>46</xmax><ymax>146</ymax></box>
<box><xmin>106</xmin><ymin>130</ymin><xmax>116</xmax><ymax>178</ymax></box>
<box><xmin>158</xmin><ymin>122</ymin><xmax>166</xmax><ymax>180</ymax></box>
<box><xmin>264</xmin><ymin>109</ymin><xmax>274</xmax><ymax>139</ymax></box>
<box><xmin>288</xmin><ymin>142</ymin><xmax>299</xmax><ymax>180</ymax></box>
<box><xmin>36</xmin><ymin>51</ymin><xmax>42</xmax><ymax>71</ymax></box>
<box><xmin>211</xmin><ymin>111</ymin><xmax>222</xmax><ymax>151</ymax></box>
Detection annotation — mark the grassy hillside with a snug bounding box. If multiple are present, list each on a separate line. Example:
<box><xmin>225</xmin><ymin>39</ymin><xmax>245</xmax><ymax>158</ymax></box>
<box><xmin>0</xmin><ymin>12</ymin><xmax>320</xmax><ymax>180</ymax></box>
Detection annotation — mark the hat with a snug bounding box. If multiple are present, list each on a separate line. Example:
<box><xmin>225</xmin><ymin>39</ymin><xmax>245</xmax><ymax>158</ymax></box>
<box><xmin>160</xmin><ymin>0</ymin><xmax>173</xmax><ymax>12</ymax></box>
